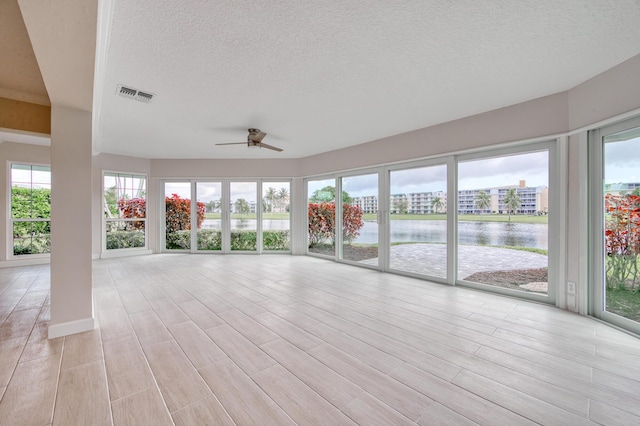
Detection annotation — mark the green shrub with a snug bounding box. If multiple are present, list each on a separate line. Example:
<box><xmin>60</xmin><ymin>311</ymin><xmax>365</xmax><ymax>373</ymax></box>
<box><xmin>231</xmin><ymin>230</ymin><xmax>257</xmax><ymax>251</ymax></box>
<box><xmin>166</xmin><ymin>230</ymin><xmax>191</xmax><ymax>250</ymax></box>
<box><xmin>197</xmin><ymin>229</ymin><xmax>222</xmax><ymax>250</ymax></box>
<box><xmin>13</xmin><ymin>236</ymin><xmax>50</xmax><ymax>255</ymax></box>
<box><xmin>263</xmin><ymin>230</ymin><xmax>289</xmax><ymax>250</ymax></box>
<box><xmin>165</xmin><ymin>229</ymin><xmax>289</xmax><ymax>251</ymax></box>
<box><xmin>106</xmin><ymin>230</ymin><xmax>145</xmax><ymax>250</ymax></box>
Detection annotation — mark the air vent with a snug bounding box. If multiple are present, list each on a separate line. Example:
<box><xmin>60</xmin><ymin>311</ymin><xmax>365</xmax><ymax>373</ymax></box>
<box><xmin>116</xmin><ymin>84</ymin><xmax>155</xmax><ymax>103</ymax></box>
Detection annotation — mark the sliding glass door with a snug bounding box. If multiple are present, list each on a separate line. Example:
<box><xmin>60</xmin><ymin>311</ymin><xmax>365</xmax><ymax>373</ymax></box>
<box><xmin>340</xmin><ymin>173</ymin><xmax>379</xmax><ymax>266</ymax></box>
<box><xmin>163</xmin><ymin>180</ymin><xmax>290</xmax><ymax>254</ymax></box>
<box><xmin>388</xmin><ymin>163</ymin><xmax>447</xmax><ymax>279</ymax></box>
<box><xmin>592</xmin><ymin>118</ymin><xmax>640</xmax><ymax>333</ymax></box>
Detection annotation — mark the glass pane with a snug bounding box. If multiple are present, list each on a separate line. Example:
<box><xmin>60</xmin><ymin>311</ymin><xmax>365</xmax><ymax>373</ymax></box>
<box><xmin>458</xmin><ymin>151</ymin><xmax>549</xmax><ymax>294</ymax></box>
<box><xmin>13</xmin><ymin>221</ymin><xmax>51</xmax><ymax>255</ymax></box>
<box><xmin>389</xmin><ymin>165</ymin><xmax>447</xmax><ymax>278</ymax></box>
<box><xmin>105</xmin><ymin>220</ymin><xmax>146</xmax><ymax>250</ymax></box>
<box><xmin>307</xmin><ymin>178</ymin><xmax>336</xmax><ymax>256</ymax></box>
<box><xmin>341</xmin><ymin>174</ymin><xmax>377</xmax><ymax>265</ymax></box>
<box><xmin>262</xmin><ymin>182</ymin><xmax>290</xmax><ymax>251</ymax></box>
<box><xmin>230</xmin><ymin>182</ymin><xmax>257</xmax><ymax>251</ymax></box>
<box><xmin>11</xmin><ymin>164</ymin><xmax>51</xmax><ymax>220</ymax></box>
<box><xmin>197</xmin><ymin>182</ymin><xmax>222</xmax><ymax>251</ymax></box>
<box><xmin>603</xmin><ymin>127</ymin><xmax>640</xmax><ymax>322</ymax></box>
<box><xmin>165</xmin><ymin>182</ymin><xmax>192</xmax><ymax>250</ymax></box>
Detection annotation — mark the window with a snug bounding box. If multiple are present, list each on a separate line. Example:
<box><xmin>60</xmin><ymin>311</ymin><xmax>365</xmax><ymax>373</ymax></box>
<box><xmin>104</xmin><ymin>172</ymin><xmax>147</xmax><ymax>250</ymax></box>
<box><xmin>262</xmin><ymin>182</ymin><xmax>291</xmax><ymax>251</ymax></box>
<box><xmin>457</xmin><ymin>148</ymin><xmax>551</xmax><ymax>298</ymax></box>
<box><xmin>10</xmin><ymin>164</ymin><xmax>51</xmax><ymax>256</ymax></box>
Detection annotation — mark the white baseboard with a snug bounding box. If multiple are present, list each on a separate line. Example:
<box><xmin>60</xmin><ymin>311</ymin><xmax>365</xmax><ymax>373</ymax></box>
<box><xmin>100</xmin><ymin>249</ymin><xmax>153</xmax><ymax>259</ymax></box>
<box><xmin>0</xmin><ymin>257</ymin><xmax>50</xmax><ymax>268</ymax></box>
<box><xmin>48</xmin><ymin>317</ymin><xmax>95</xmax><ymax>339</ymax></box>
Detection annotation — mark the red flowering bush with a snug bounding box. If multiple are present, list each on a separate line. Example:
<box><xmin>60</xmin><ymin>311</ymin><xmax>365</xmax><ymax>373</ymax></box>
<box><xmin>165</xmin><ymin>194</ymin><xmax>206</xmax><ymax>233</ymax></box>
<box><xmin>308</xmin><ymin>202</ymin><xmax>364</xmax><ymax>247</ymax></box>
<box><xmin>605</xmin><ymin>193</ymin><xmax>640</xmax><ymax>290</ymax></box>
<box><xmin>117</xmin><ymin>197</ymin><xmax>146</xmax><ymax>230</ymax></box>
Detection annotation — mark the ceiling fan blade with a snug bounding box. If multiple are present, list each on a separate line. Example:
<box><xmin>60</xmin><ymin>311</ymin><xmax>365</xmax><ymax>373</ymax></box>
<box><xmin>251</xmin><ymin>131</ymin><xmax>267</xmax><ymax>142</ymax></box>
<box><xmin>259</xmin><ymin>142</ymin><xmax>283</xmax><ymax>152</ymax></box>
<box><xmin>215</xmin><ymin>142</ymin><xmax>246</xmax><ymax>146</ymax></box>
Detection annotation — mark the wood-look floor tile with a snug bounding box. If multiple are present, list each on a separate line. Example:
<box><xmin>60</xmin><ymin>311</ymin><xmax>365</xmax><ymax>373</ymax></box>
<box><xmin>167</xmin><ymin>321</ymin><xmax>226</xmax><ymax>369</ymax></box>
<box><xmin>97</xmin><ymin>307</ymin><xmax>135</xmax><ymax>342</ymax></box>
<box><xmin>20</xmin><ymin>322</ymin><xmax>63</xmax><ymax>363</ymax></box>
<box><xmin>111</xmin><ymin>387</ymin><xmax>173</xmax><ymax>426</ymax></box>
<box><xmin>150</xmin><ymin>298</ymin><xmax>190</xmax><ymax>326</ymax></box>
<box><xmin>253</xmin><ymin>310</ymin><xmax>322</xmax><ymax>350</ymax></box>
<box><xmin>416</xmin><ymin>399</ymin><xmax>479</xmax><ymax>426</ymax></box>
<box><xmin>14</xmin><ymin>290</ymin><xmax>48</xmax><ymax>312</ymax></box>
<box><xmin>177</xmin><ymin>300</ymin><xmax>224</xmax><ymax>329</ymax></box>
<box><xmin>161</xmin><ymin>286</ymin><xmax>193</xmax><ymax>304</ymax></box>
<box><xmin>103</xmin><ymin>336</ymin><xmax>156</xmax><ymax>401</ymax></box>
<box><xmin>451</xmin><ymin>369</ymin><xmax>592</xmax><ymax>425</ymax></box>
<box><xmin>217</xmin><ymin>308</ymin><xmax>278</xmax><ymax>345</ymax></box>
<box><xmin>53</xmin><ymin>360</ymin><xmax>111</xmax><ymax>426</ymax></box>
<box><xmin>142</xmin><ymin>339</ymin><xmax>213</xmax><ymax>412</ymax></box>
<box><xmin>589</xmin><ymin>399</ymin><xmax>640</xmax><ymax>426</ymax></box>
<box><xmin>0</xmin><ymin>336</ymin><xmax>27</xmax><ymax>386</ymax></box>
<box><xmin>0</xmin><ymin>386</ymin><xmax>5</xmax><ymax>401</ymax></box>
<box><xmin>309</xmin><ymin>343</ymin><xmax>431</xmax><ymax>421</ymax></box>
<box><xmin>391</xmin><ymin>363</ymin><xmax>537</xmax><ymax>426</ymax></box>
<box><xmin>252</xmin><ymin>364</ymin><xmax>357</xmax><ymax>425</ymax></box>
<box><xmin>60</xmin><ymin>329</ymin><xmax>103</xmax><ymax>370</ymax></box>
<box><xmin>198</xmin><ymin>358</ymin><xmax>295</xmax><ymax>425</ymax></box>
<box><xmin>94</xmin><ymin>287</ymin><xmax>124</xmax><ymax>313</ymax></box>
<box><xmin>0</xmin><ymin>353</ymin><xmax>61</xmax><ymax>426</ymax></box>
<box><xmin>128</xmin><ymin>310</ymin><xmax>173</xmax><ymax>345</ymax></box>
<box><xmin>343</xmin><ymin>392</ymin><xmax>414</xmax><ymax>426</ymax></box>
<box><xmin>0</xmin><ymin>308</ymin><xmax>39</xmax><ymax>341</ymax></box>
<box><xmin>171</xmin><ymin>396</ymin><xmax>235</xmax><ymax>426</ymax></box>
<box><xmin>205</xmin><ymin>324</ymin><xmax>275</xmax><ymax>375</ymax></box>
<box><xmin>261</xmin><ymin>338</ymin><xmax>363</xmax><ymax>410</ymax></box>
<box><xmin>119</xmin><ymin>290</ymin><xmax>151</xmax><ymax>314</ymax></box>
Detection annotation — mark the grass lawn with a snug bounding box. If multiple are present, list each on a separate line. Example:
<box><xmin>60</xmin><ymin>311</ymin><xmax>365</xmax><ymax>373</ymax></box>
<box><xmin>607</xmin><ymin>289</ymin><xmax>640</xmax><ymax>322</ymax></box>
<box><xmin>362</xmin><ymin>213</ymin><xmax>548</xmax><ymax>224</ymax></box>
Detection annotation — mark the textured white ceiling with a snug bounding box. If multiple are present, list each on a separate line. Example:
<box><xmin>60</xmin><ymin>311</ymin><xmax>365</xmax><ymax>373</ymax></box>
<box><xmin>94</xmin><ymin>0</ymin><xmax>640</xmax><ymax>159</ymax></box>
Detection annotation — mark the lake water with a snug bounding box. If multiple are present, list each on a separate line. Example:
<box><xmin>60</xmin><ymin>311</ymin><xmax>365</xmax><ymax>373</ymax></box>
<box><xmin>202</xmin><ymin>219</ymin><xmax>548</xmax><ymax>250</ymax></box>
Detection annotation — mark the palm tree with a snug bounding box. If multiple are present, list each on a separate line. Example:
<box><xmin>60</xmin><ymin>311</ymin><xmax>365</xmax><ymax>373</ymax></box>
<box><xmin>234</xmin><ymin>198</ymin><xmax>251</xmax><ymax>215</ymax></box>
<box><xmin>263</xmin><ymin>187</ymin><xmax>277</xmax><ymax>213</ymax></box>
<box><xmin>277</xmin><ymin>187</ymin><xmax>289</xmax><ymax>212</ymax></box>
<box><xmin>474</xmin><ymin>191</ymin><xmax>491</xmax><ymax>215</ymax></box>
<box><xmin>503</xmin><ymin>188</ymin><xmax>522</xmax><ymax>220</ymax></box>
<box><xmin>431</xmin><ymin>196</ymin><xmax>444</xmax><ymax>214</ymax></box>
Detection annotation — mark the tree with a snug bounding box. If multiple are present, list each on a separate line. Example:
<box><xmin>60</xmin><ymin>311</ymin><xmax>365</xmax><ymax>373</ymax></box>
<box><xmin>431</xmin><ymin>196</ymin><xmax>444</xmax><ymax>214</ymax></box>
<box><xmin>503</xmin><ymin>188</ymin><xmax>522</xmax><ymax>220</ymax></box>
<box><xmin>206</xmin><ymin>199</ymin><xmax>221</xmax><ymax>213</ymax></box>
<box><xmin>276</xmin><ymin>187</ymin><xmax>289</xmax><ymax>212</ymax></box>
<box><xmin>393</xmin><ymin>197</ymin><xmax>408</xmax><ymax>214</ymax></box>
<box><xmin>234</xmin><ymin>198</ymin><xmax>251</xmax><ymax>214</ymax></box>
<box><xmin>309</xmin><ymin>186</ymin><xmax>352</xmax><ymax>204</ymax></box>
<box><xmin>264</xmin><ymin>187</ymin><xmax>277</xmax><ymax>213</ymax></box>
<box><xmin>474</xmin><ymin>191</ymin><xmax>491</xmax><ymax>215</ymax></box>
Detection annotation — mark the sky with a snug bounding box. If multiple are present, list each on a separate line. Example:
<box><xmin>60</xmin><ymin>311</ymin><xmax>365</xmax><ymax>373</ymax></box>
<box><xmin>604</xmin><ymin>135</ymin><xmax>640</xmax><ymax>184</ymax></box>
<box><xmin>308</xmin><ymin>151</ymin><xmax>550</xmax><ymax>199</ymax></box>
<box><xmin>164</xmin><ymin>181</ymin><xmax>289</xmax><ymax>203</ymax></box>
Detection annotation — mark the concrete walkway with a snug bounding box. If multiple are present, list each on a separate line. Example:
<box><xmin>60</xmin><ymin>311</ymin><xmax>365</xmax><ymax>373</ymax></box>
<box><xmin>360</xmin><ymin>243</ymin><xmax>548</xmax><ymax>279</ymax></box>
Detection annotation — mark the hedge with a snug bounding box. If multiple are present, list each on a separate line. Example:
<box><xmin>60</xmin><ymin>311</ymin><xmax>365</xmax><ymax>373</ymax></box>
<box><xmin>165</xmin><ymin>229</ymin><xmax>289</xmax><ymax>251</ymax></box>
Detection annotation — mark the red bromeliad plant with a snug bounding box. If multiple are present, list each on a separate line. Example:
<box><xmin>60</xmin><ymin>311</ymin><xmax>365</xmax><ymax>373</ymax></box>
<box><xmin>165</xmin><ymin>194</ymin><xmax>206</xmax><ymax>233</ymax></box>
<box><xmin>307</xmin><ymin>202</ymin><xmax>364</xmax><ymax>247</ymax></box>
<box><xmin>605</xmin><ymin>193</ymin><xmax>640</xmax><ymax>291</ymax></box>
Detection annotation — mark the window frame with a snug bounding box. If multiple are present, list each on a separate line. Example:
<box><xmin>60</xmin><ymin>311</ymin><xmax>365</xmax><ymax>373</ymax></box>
<box><xmin>8</xmin><ymin>162</ymin><xmax>52</xmax><ymax>259</ymax></box>
<box><xmin>102</xmin><ymin>170</ymin><xmax>149</xmax><ymax>254</ymax></box>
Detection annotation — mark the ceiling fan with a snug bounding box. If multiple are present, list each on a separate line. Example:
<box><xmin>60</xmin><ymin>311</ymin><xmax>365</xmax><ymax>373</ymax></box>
<box><xmin>216</xmin><ymin>128</ymin><xmax>283</xmax><ymax>152</ymax></box>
